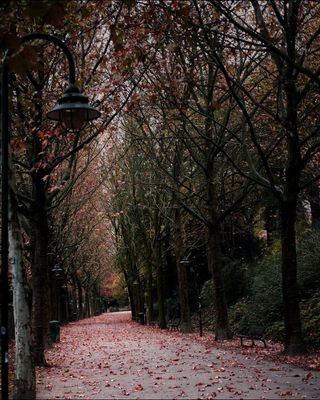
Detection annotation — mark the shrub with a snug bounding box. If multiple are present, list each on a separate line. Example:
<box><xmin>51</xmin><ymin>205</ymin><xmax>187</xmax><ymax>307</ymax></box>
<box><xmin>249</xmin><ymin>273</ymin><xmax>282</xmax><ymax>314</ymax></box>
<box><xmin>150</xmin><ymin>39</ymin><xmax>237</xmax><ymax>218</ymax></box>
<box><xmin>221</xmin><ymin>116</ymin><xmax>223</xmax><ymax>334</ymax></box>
<box><xmin>228</xmin><ymin>297</ymin><xmax>253</xmax><ymax>333</ymax></box>
<box><xmin>199</xmin><ymin>233</ymin><xmax>320</xmax><ymax>348</ymax></box>
<box><xmin>297</xmin><ymin>231</ymin><xmax>320</xmax><ymax>298</ymax></box>
<box><xmin>301</xmin><ymin>291</ymin><xmax>320</xmax><ymax>349</ymax></box>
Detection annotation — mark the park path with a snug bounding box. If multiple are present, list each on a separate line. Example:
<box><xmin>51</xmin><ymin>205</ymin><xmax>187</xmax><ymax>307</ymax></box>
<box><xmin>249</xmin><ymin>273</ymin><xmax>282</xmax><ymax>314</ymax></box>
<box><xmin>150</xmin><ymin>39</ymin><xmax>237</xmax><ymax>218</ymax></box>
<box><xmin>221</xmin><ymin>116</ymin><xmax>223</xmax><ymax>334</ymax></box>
<box><xmin>36</xmin><ymin>311</ymin><xmax>320</xmax><ymax>399</ymax></box>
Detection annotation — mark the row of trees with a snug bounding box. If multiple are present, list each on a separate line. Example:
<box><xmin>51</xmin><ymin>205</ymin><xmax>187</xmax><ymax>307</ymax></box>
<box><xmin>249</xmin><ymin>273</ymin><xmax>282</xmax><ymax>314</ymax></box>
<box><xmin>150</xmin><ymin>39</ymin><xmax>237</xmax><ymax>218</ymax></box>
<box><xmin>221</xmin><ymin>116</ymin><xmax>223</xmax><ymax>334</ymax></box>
<box><xmin>105</xmin><ymin>0</ymin><xmax>320</xmax><ymax>355</ymax></box>
<box><xmin>1</xmin><ymin>0</ymin><xmax>132</xmax><ymax>398</ymax></box>
<box><xmin>1</xmin><ymin>0</ymin><xmax>320</xmax><ymax>398</ymax></box>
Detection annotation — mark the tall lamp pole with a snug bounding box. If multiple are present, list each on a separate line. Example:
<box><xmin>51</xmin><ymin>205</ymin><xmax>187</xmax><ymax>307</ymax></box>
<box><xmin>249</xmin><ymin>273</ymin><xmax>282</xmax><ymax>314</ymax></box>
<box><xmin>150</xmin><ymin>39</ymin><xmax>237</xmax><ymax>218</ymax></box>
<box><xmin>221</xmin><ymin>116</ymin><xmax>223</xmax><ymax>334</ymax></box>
<box><xmin>0</xmin><ymin>32</ymin><xmax>100</xmax><ymax>400</ymax></box>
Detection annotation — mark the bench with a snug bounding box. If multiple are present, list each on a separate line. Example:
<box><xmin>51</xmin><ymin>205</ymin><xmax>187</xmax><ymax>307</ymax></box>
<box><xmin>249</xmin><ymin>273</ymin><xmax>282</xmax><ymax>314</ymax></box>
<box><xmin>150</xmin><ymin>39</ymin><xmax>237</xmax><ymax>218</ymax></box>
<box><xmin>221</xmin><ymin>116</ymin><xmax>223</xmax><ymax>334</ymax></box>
<box><xmin>237</xmin><ymin>325</ymin><xmax>267</xmax><ymax>347</ymax></box>
<box><xmin>167</xmin><ymin>319</ymin><xmax>180</xmax><ymax>331</ymax></box>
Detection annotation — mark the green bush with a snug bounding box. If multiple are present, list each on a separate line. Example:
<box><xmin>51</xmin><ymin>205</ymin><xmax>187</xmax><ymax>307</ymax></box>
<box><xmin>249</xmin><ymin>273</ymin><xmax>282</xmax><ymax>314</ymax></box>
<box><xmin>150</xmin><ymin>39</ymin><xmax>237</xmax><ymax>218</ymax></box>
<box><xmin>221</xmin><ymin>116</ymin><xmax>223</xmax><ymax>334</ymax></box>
<box><xmin>265</xmin><ymin>320</ymin><xmax>285</xmax><ymax>341</ymax></box>
<box><xmin>223</xmin><ymin>258</ymin><xmax>249</xmax><ymax>305</ymax></box>
<box><xmin>301</xmin><ymin>291</ymin><xmax>320</xmax><ymax>349</ymax></box>
<box><xmin>199</xmin><ymin>259</ymin><xmax>248</xmax><ymax>309</ymax></box>
<box><xmin>199</xmin><ymin>279</ymin><xmax>214</xmax><ymax>308</ymax></box>
<box><xmin>250</xmin><ymin>250</ymin><xmax>283</xmax><ymax>324</ymax></box>
<box><xmin>228</xmin><ymin>297</ymin><xmax>253</xmax><ymax>333</ymax></box>
<box><xmin>200</xmin><ymin>233</ymin><xmax>320</xmax><ymax>347</ymax></box>
<box><xmin>297</xmin><ymin>231</ymin><xmax>320</xmax><ymax>298</ymax></box>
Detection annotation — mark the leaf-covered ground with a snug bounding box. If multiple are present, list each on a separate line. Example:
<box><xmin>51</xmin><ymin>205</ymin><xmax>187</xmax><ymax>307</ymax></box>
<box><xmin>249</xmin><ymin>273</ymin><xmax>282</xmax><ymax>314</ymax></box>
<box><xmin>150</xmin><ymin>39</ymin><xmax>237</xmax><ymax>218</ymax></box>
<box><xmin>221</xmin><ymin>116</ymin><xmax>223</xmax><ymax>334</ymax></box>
<box><xmin>34</xmin><ymin>312</ymin><xmax>319</xmax><ymax>399</ymax></box>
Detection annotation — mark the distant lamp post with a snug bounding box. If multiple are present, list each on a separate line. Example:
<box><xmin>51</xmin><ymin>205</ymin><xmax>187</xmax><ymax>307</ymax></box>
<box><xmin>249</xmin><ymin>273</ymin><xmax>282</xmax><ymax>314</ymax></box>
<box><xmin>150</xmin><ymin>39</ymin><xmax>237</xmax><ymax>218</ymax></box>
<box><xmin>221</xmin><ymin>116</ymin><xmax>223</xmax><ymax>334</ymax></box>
<box><xmin>180</xmin><ymin>255</ymin><xmax>190</xmax><ymax>264</ymax></box>
<box><xmin>0</xmin><ymin>32</ymin><xmax>100</xmax><ymax>400</ymax></box>
<box><xmin>52</xmin><ymin>264</ymin><xmax>63</xmax><ymax>275</ymax></box>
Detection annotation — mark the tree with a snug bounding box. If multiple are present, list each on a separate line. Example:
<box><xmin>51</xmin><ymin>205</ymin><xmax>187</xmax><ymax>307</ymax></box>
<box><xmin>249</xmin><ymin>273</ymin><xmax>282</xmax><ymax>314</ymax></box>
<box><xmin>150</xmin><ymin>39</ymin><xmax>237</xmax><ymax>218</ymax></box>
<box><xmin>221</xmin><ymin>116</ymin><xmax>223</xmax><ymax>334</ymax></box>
<box><xmin>9</xmin><ymin>180</ymin><xmax>35</xmax><ymax>400</ymax></box>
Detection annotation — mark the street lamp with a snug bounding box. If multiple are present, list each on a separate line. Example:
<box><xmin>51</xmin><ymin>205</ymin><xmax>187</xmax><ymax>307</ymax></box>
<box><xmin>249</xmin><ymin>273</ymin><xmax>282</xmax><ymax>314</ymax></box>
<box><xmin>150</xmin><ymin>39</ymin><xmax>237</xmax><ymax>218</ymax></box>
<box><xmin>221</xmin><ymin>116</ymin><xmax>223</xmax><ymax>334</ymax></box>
<box><xmin>0</xmin><ymin>32</ymin><xmax>100</xmax><ymax>400</ymax></box>
<box><xmin>47</xmin><ymin>84</ymin><xmax>100</xmax><ymax>129</ymax></box>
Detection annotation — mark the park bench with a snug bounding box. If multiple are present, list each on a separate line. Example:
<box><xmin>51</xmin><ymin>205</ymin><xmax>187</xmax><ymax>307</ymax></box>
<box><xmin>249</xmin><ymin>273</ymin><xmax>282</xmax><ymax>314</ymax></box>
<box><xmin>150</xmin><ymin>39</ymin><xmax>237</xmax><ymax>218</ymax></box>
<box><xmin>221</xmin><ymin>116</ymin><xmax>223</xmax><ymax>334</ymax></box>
<box><xmin>237</xmin><ymin>325</ymin><xmax>267</xmax><ymax>347</ymax></box>
<box><xmin>167</xmin><ymin>318</ymin><xmax>180</xmax><ymax>331</ymax></box>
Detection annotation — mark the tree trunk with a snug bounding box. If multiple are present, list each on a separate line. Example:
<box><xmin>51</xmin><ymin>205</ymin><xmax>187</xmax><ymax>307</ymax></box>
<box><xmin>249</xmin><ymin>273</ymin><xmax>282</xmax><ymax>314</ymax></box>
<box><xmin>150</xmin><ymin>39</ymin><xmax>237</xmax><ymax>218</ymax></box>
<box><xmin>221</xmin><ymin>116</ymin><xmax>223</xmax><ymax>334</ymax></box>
<box><xmin>31</xmin><ymin>227</ymin><xmax>49</xmax><ymax>365</ymax></box>
<box><xmin>174</xmin><ymin>209</ymin><xmax>192</xmax><ymax>333</ymax></box>
<box><xmin>60</xmin><ymin>285</ymin><xmax>69</xmax><ymax>323</ymax></box>
<box><xmin>85</xmin><ymin>290</ymin><xmax>90</xmax><ymax>317</ymax></box>
<box><xmin>146</xmin><ymin>263</ymin><xmax>154</xmax><ymax>324</ymax></box>
<box><xmin>206</xmin><ymin>226</ymin><xmax>231</xmax><ymax>340</ymax></box>
<box><xmin>69</xmin><ymin>274</ymin><xmax>77</xmax><ymax>320</ymax></box>
<box><xmin>155</xmin><ymin>241</ymin><xmax>166</xmax><ymax>329</ymax></box>
<box><xmin>280</xmin><ymin>61</ymin><xmax>306</xmax><ymax>354</ymax></box>
<box><xmin>9</xmin><ymin>197</ymin><xmax>35</xmax><ymax>399</ymax></box>
<box><xmin>31</xmin><ymin>197</ymin><xmax>50</xmax><ymax>366</ymax></box>
<box><xmin>77</xmin><ymin>281</ymin><xmax>83</xmax><ymax>319</ymax></box>
<box><xmin>175</xmin><ymin>257</ymin><xmax>192</xmax><ymax>333</ymax></box>
<box><xmin>280</xmin><ymin>200</ymin><xmax>306</xmax><ymax>354</ymax></box>
<box><xmin>128</xmin><ymin>285</ymin><xmax>136</xmax><ymax>320</ymax></box>
<box><xmin>206</xmin><ymin>166</ymin><xmax>231</xmax><ymax>340</ymax></box>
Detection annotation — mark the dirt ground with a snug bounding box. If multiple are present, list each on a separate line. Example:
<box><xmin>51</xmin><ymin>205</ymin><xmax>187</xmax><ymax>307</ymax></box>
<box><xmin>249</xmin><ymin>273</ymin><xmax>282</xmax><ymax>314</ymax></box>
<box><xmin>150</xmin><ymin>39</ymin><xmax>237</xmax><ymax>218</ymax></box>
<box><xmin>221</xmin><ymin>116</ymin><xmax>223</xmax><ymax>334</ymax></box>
<box><xmin>36</xmin><ymin>311</ymin><xmax>320</xmax><ymax>399</ymax></box>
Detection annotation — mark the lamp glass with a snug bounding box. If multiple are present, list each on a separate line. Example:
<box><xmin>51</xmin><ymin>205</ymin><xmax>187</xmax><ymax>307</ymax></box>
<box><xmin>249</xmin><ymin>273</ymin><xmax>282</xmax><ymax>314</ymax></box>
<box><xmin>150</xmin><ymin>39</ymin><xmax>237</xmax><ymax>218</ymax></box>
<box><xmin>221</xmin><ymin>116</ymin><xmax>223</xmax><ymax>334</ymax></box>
<box><xmin>47</xmin><ymin>86</ymin><xmax>100</xmax><ymax>130</ymax></box>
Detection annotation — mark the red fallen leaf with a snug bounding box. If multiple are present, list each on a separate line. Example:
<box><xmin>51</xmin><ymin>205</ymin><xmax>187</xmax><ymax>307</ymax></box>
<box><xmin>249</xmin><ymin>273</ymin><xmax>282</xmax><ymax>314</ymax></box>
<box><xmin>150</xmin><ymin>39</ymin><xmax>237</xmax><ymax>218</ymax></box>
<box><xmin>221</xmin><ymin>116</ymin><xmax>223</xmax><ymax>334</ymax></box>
<box><xmin>168</xmin><ymin>376</ymin><xmax>176</xmax><ymax>380</ymax></box>
<box><xmin>280</xmin><ymin>391</ymin><xmax>292</xmax><ymax>396</ymax></box>
<box><xmin>270</xmin><ymin>366</ymin><xmax>281</xmax><ymax>371</ymax></box>
<box><xmin>135</xmin><ymin>384</ymin><xmax>144</xmax><ymax>391</ymax></box>
<box><xmin>303</xmin><ymin>372</ymin><xmax>312</xmax><ymax>382</ymax></box>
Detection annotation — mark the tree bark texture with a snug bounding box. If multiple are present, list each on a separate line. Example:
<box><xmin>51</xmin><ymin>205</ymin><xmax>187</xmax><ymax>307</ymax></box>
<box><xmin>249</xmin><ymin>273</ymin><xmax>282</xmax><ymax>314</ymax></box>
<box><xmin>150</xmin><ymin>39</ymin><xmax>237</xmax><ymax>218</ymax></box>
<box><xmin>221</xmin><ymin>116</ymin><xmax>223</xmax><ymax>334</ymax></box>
<box><xmin>206</xmin><ymin>166</ymin><xmax>231</xmax><ymax>340</ymax></box>
<box><xmin>280</xmin><ymin>200</ymin><xmax>306</xmax><ymax>354</ymax></box>
<box><xmin>31</xmin><ymin>174</ymin><xmax>50</xmax><ymax>366</ymax></box>
<box><xmin>155</xmin><ymin>240</ymin><xmax>166</xmax><ymax>329</ymax></box>
<box><xmin>206</xmin><ymin>225</ymin><xmax>232</xmax><ymax>340</ymax></box>
<box><xmin>9</xmin><ymin>196</ymin><xmax>35</xmax><ymax>399</ymax></box>
<box><xmin>146</xmin><ymin>263</ymin><xmax>154</xmax><ymax>324</ymax></box>
<box><xmin>174</xmin><ymin>208</ymin><xmax>192</xmax><ymax>333</ymax></box>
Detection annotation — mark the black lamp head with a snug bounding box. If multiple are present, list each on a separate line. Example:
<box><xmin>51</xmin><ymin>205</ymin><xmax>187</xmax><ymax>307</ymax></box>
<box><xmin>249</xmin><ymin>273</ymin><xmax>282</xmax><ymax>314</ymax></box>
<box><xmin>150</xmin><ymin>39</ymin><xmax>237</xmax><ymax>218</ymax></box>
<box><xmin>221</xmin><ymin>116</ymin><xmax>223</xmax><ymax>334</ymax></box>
<box><xmin>47</xmin><ymin>84</ymin><xmax>101</xmax><ymax>130</ymax></box>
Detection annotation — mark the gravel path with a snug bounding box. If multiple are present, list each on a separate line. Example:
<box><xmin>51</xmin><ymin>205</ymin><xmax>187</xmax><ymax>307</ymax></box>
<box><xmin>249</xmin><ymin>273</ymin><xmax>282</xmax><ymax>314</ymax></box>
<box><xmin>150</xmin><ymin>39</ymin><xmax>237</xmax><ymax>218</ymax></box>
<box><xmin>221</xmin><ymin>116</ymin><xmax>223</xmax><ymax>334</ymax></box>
<box><xmin>36</xmin><ymin>311</ymin><xmax>320</xmax><ymax>399</ymax></box>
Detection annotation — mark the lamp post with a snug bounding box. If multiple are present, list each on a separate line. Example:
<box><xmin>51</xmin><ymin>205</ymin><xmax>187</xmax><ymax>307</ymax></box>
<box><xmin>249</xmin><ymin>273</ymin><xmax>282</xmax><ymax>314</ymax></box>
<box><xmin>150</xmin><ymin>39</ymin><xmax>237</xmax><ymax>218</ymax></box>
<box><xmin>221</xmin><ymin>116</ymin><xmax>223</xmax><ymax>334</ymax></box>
<box><xmin>0</xmin><ymin>32</ymin><xmax>100</xmax><ymax>400</ymax></box>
